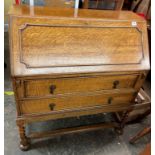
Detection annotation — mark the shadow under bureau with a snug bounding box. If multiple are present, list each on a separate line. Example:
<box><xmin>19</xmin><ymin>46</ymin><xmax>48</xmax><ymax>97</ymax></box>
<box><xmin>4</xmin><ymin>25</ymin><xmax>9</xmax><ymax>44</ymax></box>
<box><xmin>8</xmin><ymin>5</ymin><xmax>150</xmax><ymax>151</ymax></box>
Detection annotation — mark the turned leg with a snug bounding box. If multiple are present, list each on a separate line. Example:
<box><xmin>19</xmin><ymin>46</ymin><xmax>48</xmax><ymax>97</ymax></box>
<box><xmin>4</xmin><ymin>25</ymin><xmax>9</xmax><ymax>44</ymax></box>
<box><xmin>115</xmin><ymin>109</ymin><xmax>132</xmax><ymax>135</ymax></box>
<box><xmin>17</xmin><ymin>121</ymin><xmax>30</xmax><ymax>151</ymax></box>
<box><xmin>120</xmin><ymin>109</ymin><xmax>132</xmax><ymax>129</ymax></box>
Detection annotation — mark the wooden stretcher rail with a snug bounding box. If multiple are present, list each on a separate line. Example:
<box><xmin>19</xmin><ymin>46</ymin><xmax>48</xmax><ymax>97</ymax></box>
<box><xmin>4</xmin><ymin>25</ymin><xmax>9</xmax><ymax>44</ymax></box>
<box><xmin>28</xmin><ymin>122</ymin><xmax>119</xmax><ymax>139</ymax></box>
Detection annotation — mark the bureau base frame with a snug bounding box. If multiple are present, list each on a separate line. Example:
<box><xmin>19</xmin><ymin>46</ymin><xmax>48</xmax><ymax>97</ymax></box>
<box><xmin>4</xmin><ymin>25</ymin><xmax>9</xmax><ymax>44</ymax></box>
<box><xmin>16</xmin><ymin>110</ymin><xmax>131</xmax><ymax>151</ymax></box>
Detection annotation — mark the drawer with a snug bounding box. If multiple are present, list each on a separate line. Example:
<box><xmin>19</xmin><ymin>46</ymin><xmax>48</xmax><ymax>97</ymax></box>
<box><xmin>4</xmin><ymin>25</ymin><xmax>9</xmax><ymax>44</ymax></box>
<box><xmin>23</xmin><ymin>74</ymin><xmax>139</xmax><ymax>98</ymax></box>
<box><xmin>20</xmin><ymin>90</ymin><xmax>135</xmax><ymax>115</ymax></box>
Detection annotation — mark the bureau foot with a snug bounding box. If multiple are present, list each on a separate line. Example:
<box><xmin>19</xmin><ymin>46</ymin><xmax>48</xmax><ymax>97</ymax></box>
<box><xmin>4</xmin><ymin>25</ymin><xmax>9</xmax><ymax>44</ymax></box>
<box><xmin>20</xmin><ymin>142</ymin><xmax>30</xmax><ymax>151</ymax></box>
<box><xmin>17</xmin><ymin>121</ymin><xmax>31</xmax><ymax>151</ymax></box>
<box><xmin>114</xmin><ymin>127</ymin><xmax>123</xmax><ymax>135</ymax></box>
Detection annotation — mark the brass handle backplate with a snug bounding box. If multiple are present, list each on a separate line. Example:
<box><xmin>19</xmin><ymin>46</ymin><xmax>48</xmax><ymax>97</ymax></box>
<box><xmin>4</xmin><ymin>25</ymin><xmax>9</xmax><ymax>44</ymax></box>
<box><xmin>108</xmin><ymin>97</ymin><xmax>113</xmax><ymax>104</ymax></box>
<box><xmin>49</xmin><ymin>103</ymin><xmax>56</xmax><ymax>111</ymax></box>
<box><xmin>113</xmin><ymin>80</ymin><xmax>119</xmax><ymax>89</ymax></box>
<box><xmin>49</xmin><ymin>85</ymin><xmax>56</xmax><ymax>94</ymax></box>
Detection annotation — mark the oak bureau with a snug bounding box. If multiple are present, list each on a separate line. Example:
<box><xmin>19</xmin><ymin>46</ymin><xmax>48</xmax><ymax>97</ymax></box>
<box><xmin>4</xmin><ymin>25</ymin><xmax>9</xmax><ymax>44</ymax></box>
<box><xmin>8</xmin><ymin>5</ymin><xmax>150</xmax><ymax>150</ymax></box>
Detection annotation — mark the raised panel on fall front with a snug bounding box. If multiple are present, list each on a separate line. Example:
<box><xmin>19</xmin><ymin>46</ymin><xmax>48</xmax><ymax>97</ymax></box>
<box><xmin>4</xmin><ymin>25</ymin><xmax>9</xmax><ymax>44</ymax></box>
<box><xmin>19</xmin><ymin>24</ymin><xmax>143</xmax><ymax>68</ymax></box>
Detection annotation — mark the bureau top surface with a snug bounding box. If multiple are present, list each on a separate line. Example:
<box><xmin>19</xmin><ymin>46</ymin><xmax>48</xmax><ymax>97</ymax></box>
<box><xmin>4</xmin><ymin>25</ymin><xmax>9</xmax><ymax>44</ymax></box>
<box><xmin>9</xmin><ymin>5</ymin><xmax>150</xmax><ymax>76</ymax></box>
<box><xmin>9</xmin><ymin>5</ymin><xmax>144</xmax><ymax>21</ymax></box>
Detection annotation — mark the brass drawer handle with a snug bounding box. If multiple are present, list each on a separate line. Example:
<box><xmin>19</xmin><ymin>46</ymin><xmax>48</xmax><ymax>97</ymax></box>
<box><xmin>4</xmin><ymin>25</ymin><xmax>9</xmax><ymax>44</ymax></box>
<box><xmin>108</xmin><ymin>97</ymin><xmax>113</xmax><ymax>104</ymax></box>
<box><xmin>49</xmin><ymin>103</ymin><xmax>56</xmax><ymax>111</ymax></box>
<box><xmin>113</xmin><ymin>80</ymin><xmax>119</xmax><ymax>89</ymax></box>
<box><xmin>49</xmin><ymin>85</ymin><xmax>56</xmax><ymax>94</ymax></box>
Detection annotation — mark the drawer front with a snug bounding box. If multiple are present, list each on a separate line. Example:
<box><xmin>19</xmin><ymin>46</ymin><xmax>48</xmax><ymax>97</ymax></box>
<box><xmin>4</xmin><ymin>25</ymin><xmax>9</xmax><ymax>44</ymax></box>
<box><xmin>23</xmin><ymin>74</ymin><xmax>139</xmax><ymax>98</ymax></box>
<box><xmin>20</xmin><ymin>91</ymin><xmax>135</xmax><ymax>115</ymax></box>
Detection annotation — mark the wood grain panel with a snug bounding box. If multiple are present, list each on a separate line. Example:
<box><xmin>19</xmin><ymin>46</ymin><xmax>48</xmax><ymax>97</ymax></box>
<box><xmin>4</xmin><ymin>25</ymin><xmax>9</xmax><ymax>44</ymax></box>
<box><xmin>20</xmin><ymin>25</ymin><xmax>143</xmax><ymax>68</ymax></box>
<box><xmin>20</xmin><ymin>89</ymin><xmax>135</xmax><ymax>115</ymax></box>
<box><xmin>24</xmin><ymin>74</ymin><xmax>139</xmax><ymax>98</ymax></box>
<box><xmin>9</xmin><ymin>13</ymin><xmax>150</xmax><ymax>76</ymax></box>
